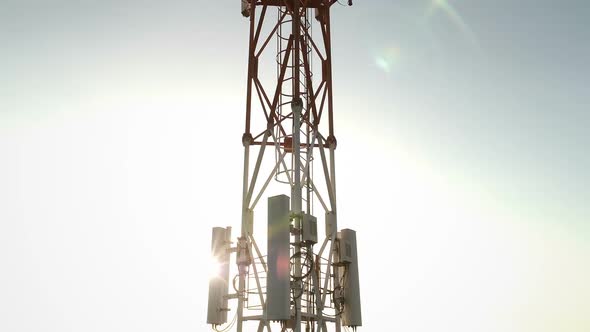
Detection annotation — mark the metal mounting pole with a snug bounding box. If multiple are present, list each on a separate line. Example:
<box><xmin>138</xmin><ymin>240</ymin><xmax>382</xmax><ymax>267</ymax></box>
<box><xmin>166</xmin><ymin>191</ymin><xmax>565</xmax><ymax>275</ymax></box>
<box><xmin>291</xmin><ymin>1</ymin><xmax>303</xmax><ymax>331</ymax></box>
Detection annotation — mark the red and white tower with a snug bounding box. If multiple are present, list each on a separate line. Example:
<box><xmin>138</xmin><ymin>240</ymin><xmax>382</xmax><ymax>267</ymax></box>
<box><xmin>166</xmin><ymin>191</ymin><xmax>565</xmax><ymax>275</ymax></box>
<box><xmin>207</xmin><ymin>1</ymin><xmax>361</xmax><ymax>331</ymax></box>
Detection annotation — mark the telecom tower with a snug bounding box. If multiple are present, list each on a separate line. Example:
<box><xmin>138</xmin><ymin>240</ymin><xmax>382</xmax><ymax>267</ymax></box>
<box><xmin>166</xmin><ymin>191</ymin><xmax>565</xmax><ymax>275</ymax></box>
<box><xmin>208</xmin><ymin>1</ymin><xmax>360</xmax><ymax>331</ymax></box>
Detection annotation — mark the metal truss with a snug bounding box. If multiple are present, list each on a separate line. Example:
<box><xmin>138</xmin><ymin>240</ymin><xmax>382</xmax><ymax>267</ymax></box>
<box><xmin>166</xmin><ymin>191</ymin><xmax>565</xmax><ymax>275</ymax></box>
<box><xmin>230</xmin><ymin>1</ymin><xmax>349</xmax><ymax>332</ymax></box>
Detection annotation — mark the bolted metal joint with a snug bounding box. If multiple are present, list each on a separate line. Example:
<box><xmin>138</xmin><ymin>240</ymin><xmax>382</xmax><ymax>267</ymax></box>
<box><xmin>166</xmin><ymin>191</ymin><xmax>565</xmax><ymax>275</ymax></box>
<box><xmin>241</xmin><ymin>133</ymin><xmax>254</xmax><ymax>147</ymax></box>
<box><xmin>291</xmin><ymin>98</ymin><xmax>303</xmax><ymax>113</ymax></box>
<box><xmin>327</xmin><ymin>135</ymin><xmax>337</xmax><ymax>149</ymax></box>
<box><xmin>240</xmin><ymin>0</ymin><xmax>251</xmax><ymax>17</ymax></box>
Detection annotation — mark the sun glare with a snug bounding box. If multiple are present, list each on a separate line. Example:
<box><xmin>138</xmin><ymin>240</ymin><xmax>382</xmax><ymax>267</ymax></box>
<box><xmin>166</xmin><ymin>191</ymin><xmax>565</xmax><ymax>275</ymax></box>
<box><xmin>208</xmin><ymin>256</ymin><xmax>223</xmax><ymax>281</ymax></box>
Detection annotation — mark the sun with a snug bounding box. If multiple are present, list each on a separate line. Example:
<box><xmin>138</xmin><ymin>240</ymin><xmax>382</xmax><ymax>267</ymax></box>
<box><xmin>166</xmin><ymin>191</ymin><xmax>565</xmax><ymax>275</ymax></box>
<box><xmin>208</xmin><ymin>256</ymin><xmax>223</xmax><ymax>281</ymax></box>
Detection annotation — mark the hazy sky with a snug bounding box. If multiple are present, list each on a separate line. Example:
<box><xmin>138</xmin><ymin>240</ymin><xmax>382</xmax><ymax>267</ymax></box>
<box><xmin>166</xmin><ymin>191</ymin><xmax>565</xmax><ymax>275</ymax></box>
<box><xmin>1</xmin><ymin>1</ymin><xmax>589</xmax><ymax>331</ymax></box>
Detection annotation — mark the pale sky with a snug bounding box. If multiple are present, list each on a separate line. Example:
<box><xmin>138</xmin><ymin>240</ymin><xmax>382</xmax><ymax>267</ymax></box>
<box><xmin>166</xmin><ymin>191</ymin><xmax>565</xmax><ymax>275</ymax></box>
<box><xmin>1</xmin><ymin>1</ymin><xmax>589</xmax><ymax>331</ymax></box>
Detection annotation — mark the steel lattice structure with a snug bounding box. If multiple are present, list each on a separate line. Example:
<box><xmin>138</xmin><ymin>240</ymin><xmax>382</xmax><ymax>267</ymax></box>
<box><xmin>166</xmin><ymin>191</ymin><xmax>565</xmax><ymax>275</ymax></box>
<box><xmin>207</xmin><ymin>1</ymin><xmax>360</xmax><ymax>332</ymax></box>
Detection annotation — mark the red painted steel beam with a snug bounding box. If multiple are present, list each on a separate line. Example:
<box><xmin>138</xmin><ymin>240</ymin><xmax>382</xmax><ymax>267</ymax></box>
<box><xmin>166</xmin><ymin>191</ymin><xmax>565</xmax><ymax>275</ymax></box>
<box><xmin>254</xmin><ymin>0</ymin><xmax>336</xmax><ymax>9</ymax></box>
<box><xmin>251</xmin><ymin>141</ymin><xmax>329</xmax><ymax>149</ymax></box>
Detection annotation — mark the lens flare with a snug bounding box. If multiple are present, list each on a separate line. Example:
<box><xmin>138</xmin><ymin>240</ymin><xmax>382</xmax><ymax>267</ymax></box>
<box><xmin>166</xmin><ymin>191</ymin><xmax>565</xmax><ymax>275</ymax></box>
<box><xmin>208</xmin><ymin>256</ymin><xmax>223</xmax><ymax>280</ymax></box>
<box><xmin>374</xmin><ymin>46</ymin><xmax>401</xmax><ymax>74</ymax></box>
<box><xmin>426</xmin><ymin>0</ymin><xmax>479</xmax><ymax>48</ymax></box>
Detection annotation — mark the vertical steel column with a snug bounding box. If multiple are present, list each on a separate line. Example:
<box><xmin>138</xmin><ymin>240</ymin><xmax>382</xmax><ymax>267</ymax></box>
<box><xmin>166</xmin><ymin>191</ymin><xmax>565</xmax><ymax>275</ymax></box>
<box><xmin>237</xmin><ymin>3</ymin><xmax>257</xmax><ymax>332</ymax></box>
<box><xmin>294</xmin><ymin>1</ymin><xmax>304</xmax><ymax>332</ymax></box>
<box><xmin>290</xmin><ymin>2</ymin><xmax>303</xmax><ymax>332</ymax></box>
<box><xmin>237</xmin><ymin>142</ymin><xmax>249</xmax><ymax>332</ymax></box>
<box><xmin>322</xmin><ymin>6</ymin><xmax>342</xmax><ymax>331</ymax></box>
<box><xmin>291</xmin><ymin>0</ymin><xmax>302</xmax><ymax>213</ymax></box>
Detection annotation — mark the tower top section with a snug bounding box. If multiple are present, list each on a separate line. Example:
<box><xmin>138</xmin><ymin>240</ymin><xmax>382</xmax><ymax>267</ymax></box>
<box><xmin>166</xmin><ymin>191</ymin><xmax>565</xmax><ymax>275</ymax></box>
<box><xmin>241</xmin><ymin>0</ymin><xmax>353</xmax><ymax>17</ymax></box>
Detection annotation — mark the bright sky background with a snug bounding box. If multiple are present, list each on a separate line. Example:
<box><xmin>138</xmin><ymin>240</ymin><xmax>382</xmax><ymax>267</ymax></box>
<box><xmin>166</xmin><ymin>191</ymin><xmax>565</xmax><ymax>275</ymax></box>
<box><xmin>1</xmin><ymin>0</ymin><xmax>589</xmax><ymax>331</ymax></box>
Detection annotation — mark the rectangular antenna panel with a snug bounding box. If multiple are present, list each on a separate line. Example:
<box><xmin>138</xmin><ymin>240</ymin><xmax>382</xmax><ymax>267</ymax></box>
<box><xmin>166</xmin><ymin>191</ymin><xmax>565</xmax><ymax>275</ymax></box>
<box><xmin>266</xmin><ymin>195</ymin><xmax>291</xmax><ymax>320</ymax></box>
<box><xmin>207</xmin><ymin>227</ymin><xmax>231</xmax><ymax>325</ymax></box>
<box><xmin>339</xmin><ymin>229</ymin><xmax>362</xmax><ymax>327</ymax></box>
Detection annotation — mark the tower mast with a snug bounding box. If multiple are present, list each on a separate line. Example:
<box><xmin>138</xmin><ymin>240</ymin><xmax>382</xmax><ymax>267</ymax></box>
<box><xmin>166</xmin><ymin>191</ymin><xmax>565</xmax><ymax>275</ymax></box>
<box><xmin>208</xmin><ymin>1</ymin><xmax>361</xmax><ymax>331</ymax></box>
